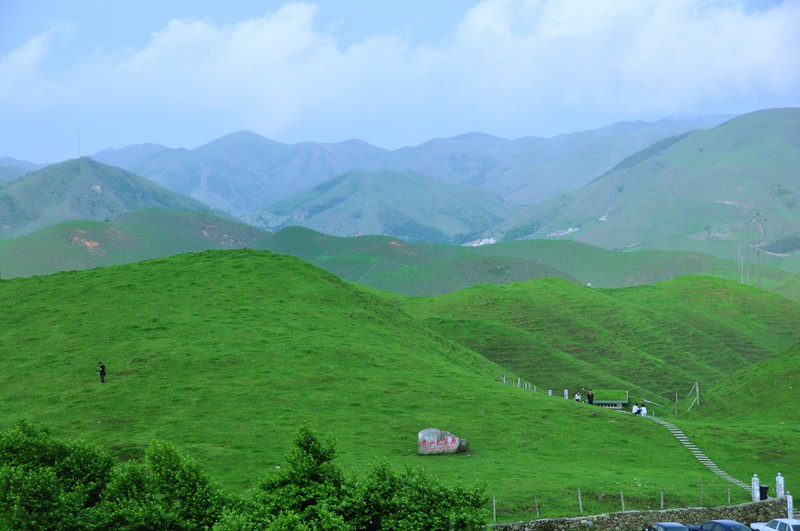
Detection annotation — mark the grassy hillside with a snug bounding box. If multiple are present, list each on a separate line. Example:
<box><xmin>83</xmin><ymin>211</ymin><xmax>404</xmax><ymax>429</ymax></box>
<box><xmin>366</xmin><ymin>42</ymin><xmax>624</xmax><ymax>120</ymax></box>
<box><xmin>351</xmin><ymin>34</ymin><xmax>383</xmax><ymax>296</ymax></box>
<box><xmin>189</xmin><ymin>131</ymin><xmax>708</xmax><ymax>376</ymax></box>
<box><xmin>1</xmin><ymin>250</ymin><xmax>792</xmax><ymax>522</ymax></box>
<box><xmin>0</xmin><ymin>158</ymin><xmax>226</xmax><ymax>239</ymax></box>
<box><xmin>384</xmin><ymin>116</ymin><xmax>731</xmax><ymax>206</ymax></box>
<box><xmin>0</xmin><ymin>210</ymin><xmax>270</xmax><ymax>278</ymax></box>
<box><xmin>6</xmin><ymin>221</ymin><xmax>794</xmax><ymax>300</ymax></box>
<box><xmin>400</xmin><ymin>275</ymin><xmax>800</xmax><ymax>407</ymax></box>
<box><xmin>243</xmin><ymin>170</ymin><xmax>514</xmax><ymax>244</ymax></box>
<box><xmin>503</xmin><ymin>108</ymin><xmax>800</xmax><ymax>260</ymax></box>
<box><xmin>264</xmin><ymin>227</ymin><xmax>790</xmax><ymax>296</ymax></box>
<box><xmin>673</xmin><ymin>342</ymin><xmax>800</xmax><ymax>494</ymax></box>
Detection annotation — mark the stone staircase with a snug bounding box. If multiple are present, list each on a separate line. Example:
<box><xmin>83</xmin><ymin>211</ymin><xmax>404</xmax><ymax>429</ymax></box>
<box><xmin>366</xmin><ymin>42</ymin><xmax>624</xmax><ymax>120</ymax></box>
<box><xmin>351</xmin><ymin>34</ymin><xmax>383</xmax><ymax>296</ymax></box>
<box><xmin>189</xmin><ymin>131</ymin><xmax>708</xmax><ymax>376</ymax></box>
<box><xmin>647</xmin><ymin>415</ymin><xmax>750</xmax><ymax>490</ymax></box>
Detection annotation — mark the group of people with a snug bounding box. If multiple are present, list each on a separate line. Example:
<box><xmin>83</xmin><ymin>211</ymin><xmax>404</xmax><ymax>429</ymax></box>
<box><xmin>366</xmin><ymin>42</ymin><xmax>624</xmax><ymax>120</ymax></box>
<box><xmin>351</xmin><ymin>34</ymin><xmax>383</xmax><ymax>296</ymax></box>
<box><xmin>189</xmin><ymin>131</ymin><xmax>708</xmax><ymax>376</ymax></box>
<box><xmin>574</xmin><ymin>389</ymin><xmax>595</xmax><ymax>405</ymax></box>
<box><xmin>573</xmin><ymin>388</ymin><xmax>648</xmax><ymax>416</ymax></box>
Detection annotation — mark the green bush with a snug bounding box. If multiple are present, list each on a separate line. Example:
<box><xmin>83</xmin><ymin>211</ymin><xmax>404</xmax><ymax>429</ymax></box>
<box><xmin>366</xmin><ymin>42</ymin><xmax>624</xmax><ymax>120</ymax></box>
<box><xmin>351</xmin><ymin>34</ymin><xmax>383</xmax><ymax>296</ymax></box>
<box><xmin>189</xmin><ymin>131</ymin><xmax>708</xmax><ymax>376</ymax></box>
<box><xmin>0</xmin><ymin>422</ymin><xmax>488</xmax><ymax>530</ymax></box>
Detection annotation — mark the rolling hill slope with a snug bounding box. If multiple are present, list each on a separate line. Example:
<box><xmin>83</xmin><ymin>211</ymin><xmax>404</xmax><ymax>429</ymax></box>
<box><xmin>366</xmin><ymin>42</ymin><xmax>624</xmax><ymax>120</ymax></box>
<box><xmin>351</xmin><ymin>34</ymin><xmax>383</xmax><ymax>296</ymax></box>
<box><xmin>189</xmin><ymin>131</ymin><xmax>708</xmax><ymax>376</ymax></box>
<box><xmin>243</xmin><ymin>170</ymin><xmax>515</xmax><ymax>244</ymax></box>
<box><xmin>0</xmin><ymin>158</ymin><xmax>227</xmax><ymax>238</ymax></box>
<box><xmin>0</xmin><ymin>210</ymin><xmax>270</xmax><ymax>278</ymax></box>
<box><xmin>503</xmin><ymin>108</ymin><xmax>800</xmax><ymax>261</ymax></box>
<box><xmin>1</xmin><ymin>249</ymin><xmax>794</xmax><ymax>521</ymax></box>
<box><xmin>4</xmin><ymin>221</ymin><xmax>793</xmax><ymax>300</ymax></box>
<box><xmin>400</xmin><ymin>275</ymin><xmax>800</xmax><ymax>405</ymax></box>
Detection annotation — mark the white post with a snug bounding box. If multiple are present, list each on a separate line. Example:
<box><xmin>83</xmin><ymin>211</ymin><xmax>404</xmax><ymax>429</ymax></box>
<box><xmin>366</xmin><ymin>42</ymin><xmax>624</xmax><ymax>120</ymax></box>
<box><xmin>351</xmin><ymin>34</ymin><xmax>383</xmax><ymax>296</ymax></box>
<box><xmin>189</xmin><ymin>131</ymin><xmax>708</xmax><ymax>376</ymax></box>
<box><xmin>564</xmin><ymin>389</ymin><xmax>568</xmax><ymax>400</ymax></box>
<box><xmin>776</xmin><ymin>473</ymin><xmax>785</xmax><ymax>498</ymax></box>
<box><xmin>787</xmin><ymin>492</ymin><xmax>793</xmax><ymax>519</ymax></box>
<box><xmin>752</xmin><ymin>474</ymin><xmax>760</xmax><ymax>503</ymax></box>
<box><xmin>548</xmin><ymin>389</ymin><xmax>552</xmax><ymax>396</ymax></box>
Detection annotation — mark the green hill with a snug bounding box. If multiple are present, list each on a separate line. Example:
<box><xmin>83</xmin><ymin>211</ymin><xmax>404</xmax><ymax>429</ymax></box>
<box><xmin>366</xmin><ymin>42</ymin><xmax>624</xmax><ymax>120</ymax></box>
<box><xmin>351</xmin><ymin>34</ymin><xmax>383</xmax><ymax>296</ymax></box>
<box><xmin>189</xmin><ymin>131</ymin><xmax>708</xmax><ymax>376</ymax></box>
<box><xmin>700</xmin><ymin>342</ymin><xmax>800</xmax><ymax>419</ymax></box>
<box><xmin>1</xmin><ymin>250</ymin><xmax>797</xmax><ymax>522</ymax></box>
<box><xmin>5</xmin><ymin>222</ymin><xmax>794</xmax><ymax>300</ymax></box>
<box><xmin>263</xmin><ymin>227</ymin><xmax>789</xmax><ymax>296</ymax></box>
<box><xmin>400</xmin><ymin>275</ymin><xmax>800</xmax><ymax>406</ymax></box>
<box><xmin>0</xmin><ymin>158</ymin><xmax>227</xmax><ymax>239</ymax></box>
<box><xmin>503</xmin><ymin>108</ymin><xmax>800</xmax><ymax>262</ymax></box>
<box><xmin>0</xmin><ymin>210</ymin><xmax>270</xmax><ymax>278</ymax></box>
<box><xmin>243</xmin><ymin>170</ymin><xmax>514</xmax><ymax>244</ymax></box>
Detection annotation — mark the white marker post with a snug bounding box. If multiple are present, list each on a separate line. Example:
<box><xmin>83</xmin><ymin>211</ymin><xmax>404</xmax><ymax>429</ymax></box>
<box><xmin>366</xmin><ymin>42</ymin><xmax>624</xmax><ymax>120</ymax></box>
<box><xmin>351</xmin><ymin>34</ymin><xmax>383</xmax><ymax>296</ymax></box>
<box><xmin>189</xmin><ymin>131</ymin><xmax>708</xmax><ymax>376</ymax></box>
<box><xmin>752</xmin><ymin>474</ymin><xmax>760</xmax><ymax>503</ymax></box>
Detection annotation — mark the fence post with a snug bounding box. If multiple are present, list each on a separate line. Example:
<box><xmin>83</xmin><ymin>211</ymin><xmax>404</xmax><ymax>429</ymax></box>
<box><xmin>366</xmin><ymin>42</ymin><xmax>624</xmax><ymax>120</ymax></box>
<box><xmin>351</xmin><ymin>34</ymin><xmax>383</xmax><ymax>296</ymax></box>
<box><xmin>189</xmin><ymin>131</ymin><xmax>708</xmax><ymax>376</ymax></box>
<box><xmin>776</xmin><ymin>473</ymin><xmax>785</xmax><ymax>498</ymax></box>
<box><xmin>787</xmin><ymin>491</ymin><xmax>793</xmax><ymax>519</ymax></box>
<box><xmin>578</xmin><ymin>487</ymin><xmax>583</xmax><ymax>514</ymax></box>
<box><xmin>752</xmin><ymin>474</ymin><xmax>760</xmax><ymax>503</ymax></box>
<box><xmin>534</xmin><ymin>493</ymin><xmax>540</xmax><ymax>517</ymax></box>
<box><xmin>620</xmin><ymin>489</ymin><xmax>625</xmax><ymax>513</ymax></box>
<box><xmin>700</xmin><ymin>477</ymin><xmax>705</xmax><ymax>505</ymax></box>
<box><xmin>493</xmin><ymin>494</ymin><xmax>496</xmax><ymax>523</ymax></box>
<box><xmin>727</xmin><ymin>481</ymin><xmax>731</xmax><ymax>505</ymax></box>
<box><xmin>660</xmin><ymin>485</ymin><xmax>664</xmax><ymax>510</ymax></box>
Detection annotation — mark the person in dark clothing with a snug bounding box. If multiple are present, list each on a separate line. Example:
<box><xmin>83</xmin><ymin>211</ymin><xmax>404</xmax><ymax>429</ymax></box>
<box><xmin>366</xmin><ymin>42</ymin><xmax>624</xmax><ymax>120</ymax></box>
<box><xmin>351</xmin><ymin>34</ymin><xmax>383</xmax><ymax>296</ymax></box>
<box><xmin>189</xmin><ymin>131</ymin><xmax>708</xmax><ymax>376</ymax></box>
<box><xmin>587</xmin><ymin>389</ymin><xmax>594</xmax><ymax>405</ymax></box>
<box><xmin>98</xmin><ymin>362</ymin><xmax>106</xmax><ymax>383</ymax></box>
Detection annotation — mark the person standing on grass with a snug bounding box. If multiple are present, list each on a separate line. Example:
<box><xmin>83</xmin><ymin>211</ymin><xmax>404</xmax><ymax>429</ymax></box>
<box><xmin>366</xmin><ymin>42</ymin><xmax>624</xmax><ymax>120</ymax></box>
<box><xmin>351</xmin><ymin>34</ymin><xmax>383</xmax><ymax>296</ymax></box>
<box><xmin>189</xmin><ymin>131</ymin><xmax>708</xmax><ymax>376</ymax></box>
<box><xmin>587</xmin><ymin>389</ymin><xmax>594</xmax><ymax>405</ymax></box>
<box><xmin>98</xmin><ymin>362</ymin><xmax>106</xmax><ymax>383</ymax></box>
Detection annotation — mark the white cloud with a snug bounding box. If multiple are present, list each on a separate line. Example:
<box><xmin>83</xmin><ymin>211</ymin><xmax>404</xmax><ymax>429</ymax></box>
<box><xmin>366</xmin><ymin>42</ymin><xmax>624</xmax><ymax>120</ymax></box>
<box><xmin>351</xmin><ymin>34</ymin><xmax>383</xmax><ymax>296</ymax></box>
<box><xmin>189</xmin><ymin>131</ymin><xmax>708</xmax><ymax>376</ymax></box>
<box><xmin>0</xmin><ymin>23</ymin><xmax>74</xmax><ymax>105</ymax></box>
<box><xmin>1</xmin><ymin>0</ymin><xmax>799</xmax><ymax>161</ymax></box>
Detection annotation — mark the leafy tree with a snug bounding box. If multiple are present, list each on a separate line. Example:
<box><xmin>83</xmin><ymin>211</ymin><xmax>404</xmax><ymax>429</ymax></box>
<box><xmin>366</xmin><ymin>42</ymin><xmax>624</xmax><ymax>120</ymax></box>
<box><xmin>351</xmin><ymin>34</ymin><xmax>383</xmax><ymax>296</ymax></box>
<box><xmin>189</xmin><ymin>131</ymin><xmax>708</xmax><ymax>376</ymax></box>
<box><xmin>254</xmin><ymin>424</ymin><xmax>488</xmax><ymax>530</ymax></box>
<box><xmin>84</xmin><ymin>463</ymin><xmax>176</xmax><ymax>530</ymax></box>
<box><xmin>145</xmin><ymin>440</ymin><xmax>224</xmax><ymax>529</ymax></box>
<box><xmin>0</xmin><ymin>421</ymin><xmax>114</xmax><ymax>530</ymax></box>
<box><xmin>0</xmin><ymin>422</ymin><xmax>488</xmax><ymax>530</ymax></box>
<box><xmin>256</xmin><ymin>423</ymin><xmax>353</xmax><ymax>529</ymax></box>
<box><xmin>0</xmin><ymin>465</ymin><xmax>70</xmax><ymax>530</ymax></box>
<box><xmin>355</xmin><ymin>460</ymin><xmax>488</xmax><ymax>530</ymax></box>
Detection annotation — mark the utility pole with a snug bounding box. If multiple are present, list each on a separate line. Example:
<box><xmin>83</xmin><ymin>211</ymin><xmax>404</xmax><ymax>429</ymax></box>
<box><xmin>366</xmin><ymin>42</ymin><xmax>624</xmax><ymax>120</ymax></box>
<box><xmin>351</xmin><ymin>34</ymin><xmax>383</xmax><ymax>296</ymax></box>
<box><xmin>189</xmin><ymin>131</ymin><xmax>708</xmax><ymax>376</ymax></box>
<box><xmin>747</xmin><ymin>212</ymin><xmax>768</xmax><ymax>288</ymax></box>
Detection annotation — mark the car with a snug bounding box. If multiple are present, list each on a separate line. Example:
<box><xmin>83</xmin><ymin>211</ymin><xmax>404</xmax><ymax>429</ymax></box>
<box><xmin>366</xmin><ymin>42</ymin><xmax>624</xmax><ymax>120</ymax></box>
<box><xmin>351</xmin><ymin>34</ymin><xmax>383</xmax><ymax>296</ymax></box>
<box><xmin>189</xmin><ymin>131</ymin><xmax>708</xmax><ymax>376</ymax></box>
<box><xmin>647</xmin><ymin>523</ymin><xmax>690</xmax><ymax>531</ymax></box>
<box><xmin>688</xmin><ymin>520</ymin><xmax>750</xmax><ymax>531</ymax></box>
<box><xmin>750</xmin><ymin>518</ymin><xmax>800</xmax><ymax>531</ymax></box>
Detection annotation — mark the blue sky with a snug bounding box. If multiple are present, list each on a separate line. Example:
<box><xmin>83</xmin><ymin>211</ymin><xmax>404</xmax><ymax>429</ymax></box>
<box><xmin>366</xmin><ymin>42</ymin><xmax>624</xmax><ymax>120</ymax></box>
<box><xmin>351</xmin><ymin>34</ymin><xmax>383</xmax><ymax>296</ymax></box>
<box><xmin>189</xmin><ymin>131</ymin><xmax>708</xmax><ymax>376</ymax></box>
<box><xmin>2</xmin><ymin>0</ymin><xmax>799</xmax><ymax>163</ymax></box>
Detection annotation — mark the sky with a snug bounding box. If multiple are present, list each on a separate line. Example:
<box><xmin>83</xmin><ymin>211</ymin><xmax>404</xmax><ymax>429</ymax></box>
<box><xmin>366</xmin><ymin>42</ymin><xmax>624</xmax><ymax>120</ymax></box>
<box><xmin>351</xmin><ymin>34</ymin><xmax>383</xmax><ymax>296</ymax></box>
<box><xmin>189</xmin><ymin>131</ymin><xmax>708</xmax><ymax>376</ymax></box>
<box><xmin>1</xmin><ymin>0</ymin><xmax>799</xmax><ymax>163</ymax></box>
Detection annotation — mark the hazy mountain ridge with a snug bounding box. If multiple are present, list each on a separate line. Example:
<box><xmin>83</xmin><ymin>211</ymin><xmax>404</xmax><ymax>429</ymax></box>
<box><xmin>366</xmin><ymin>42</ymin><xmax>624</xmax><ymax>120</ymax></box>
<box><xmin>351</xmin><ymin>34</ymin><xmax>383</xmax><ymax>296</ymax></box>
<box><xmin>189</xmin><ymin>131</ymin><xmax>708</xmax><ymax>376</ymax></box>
<box><xmin>502</xmin><ymin>108</ymin><xmax>800</xmax><ymax>256</ymax></box>
<box><xmin>91</xmin><ymin>115</ymin><xmax>732</xmax><ymax>215</ymax></box>
<box><xmin>94</xmin><ymin>131</ymin><xmax>390</xmax><ymax>215</ymax></box>
<box><xmin>4</xmin><ymin>108</ymin><xmax>799</xmax><ymax>281</ymax></box>
<box><xmin>0</xmin><ymin>158</ymin><xmax>229</xmax><ymax>239</ymax></box>
<box><xmin>242</xmin><ymin>170</ymin><xmax>514</xmax><ymax>243</ymax></box>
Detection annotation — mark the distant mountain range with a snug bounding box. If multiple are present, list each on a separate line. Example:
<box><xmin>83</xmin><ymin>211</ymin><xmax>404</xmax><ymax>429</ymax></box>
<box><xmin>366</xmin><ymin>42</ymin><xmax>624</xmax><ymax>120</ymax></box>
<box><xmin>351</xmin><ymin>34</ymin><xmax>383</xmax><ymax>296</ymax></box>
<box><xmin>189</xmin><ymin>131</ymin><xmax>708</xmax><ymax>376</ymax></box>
<box><xmin>2</xmin><ymin>108</ymin><xmax>799</xmax><ymax>280</ymax></box>
<box><xmin>86</xmin><ymin>114</ymin><xmax>731</xmax><ymax>215</ymax></box>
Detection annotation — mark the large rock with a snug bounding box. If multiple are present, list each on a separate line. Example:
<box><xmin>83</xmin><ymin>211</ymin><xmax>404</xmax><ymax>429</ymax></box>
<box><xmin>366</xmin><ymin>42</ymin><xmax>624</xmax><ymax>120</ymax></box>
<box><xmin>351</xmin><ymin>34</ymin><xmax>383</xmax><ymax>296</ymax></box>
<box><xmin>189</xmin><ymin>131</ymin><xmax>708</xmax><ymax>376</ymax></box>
<box><xmin>418</xmin><ymin>428</ymin><xmax>469</xmax><ymax>455</ymax></box>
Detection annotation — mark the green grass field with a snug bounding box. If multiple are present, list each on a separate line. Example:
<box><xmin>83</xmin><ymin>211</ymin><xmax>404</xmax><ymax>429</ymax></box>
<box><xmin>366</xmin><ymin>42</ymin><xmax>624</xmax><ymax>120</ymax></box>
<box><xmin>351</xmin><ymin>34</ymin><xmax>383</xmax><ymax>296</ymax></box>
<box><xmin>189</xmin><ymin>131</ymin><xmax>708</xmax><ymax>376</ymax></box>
<box><xmin>0</xmin><ymin>249</ymin><xmax>797</xmax><ymax>523</ymax></box>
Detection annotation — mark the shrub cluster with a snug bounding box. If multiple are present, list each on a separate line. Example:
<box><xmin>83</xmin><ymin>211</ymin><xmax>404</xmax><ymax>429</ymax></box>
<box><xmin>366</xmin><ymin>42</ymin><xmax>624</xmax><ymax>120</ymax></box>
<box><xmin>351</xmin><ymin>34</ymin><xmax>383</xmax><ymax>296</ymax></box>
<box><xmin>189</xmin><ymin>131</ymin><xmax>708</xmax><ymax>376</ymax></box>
<box><xmin>0</xmin><ymin>422</ymin><xmax>488</xmax><ymax>530</ymax></box>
